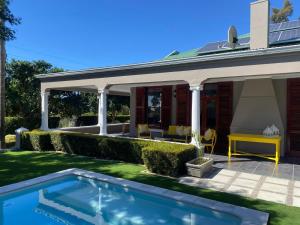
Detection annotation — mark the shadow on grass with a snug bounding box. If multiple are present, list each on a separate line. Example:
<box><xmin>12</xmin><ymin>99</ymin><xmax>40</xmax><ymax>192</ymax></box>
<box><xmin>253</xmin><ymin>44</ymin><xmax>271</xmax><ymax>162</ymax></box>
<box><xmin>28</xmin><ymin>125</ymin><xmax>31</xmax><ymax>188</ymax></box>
<box><xmin>1</xmin><ymin>151</ymin><xmax>300</xmax><ymax>225</ymax></box>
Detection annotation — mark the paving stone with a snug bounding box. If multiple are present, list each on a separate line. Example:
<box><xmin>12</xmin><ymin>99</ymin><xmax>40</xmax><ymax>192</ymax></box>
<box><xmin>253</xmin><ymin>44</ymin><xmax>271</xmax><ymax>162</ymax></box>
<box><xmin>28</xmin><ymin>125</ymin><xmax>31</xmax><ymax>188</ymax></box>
<box><xmin>211</xmin><ymin>174</ymin><xmax>232</xmax><ymax>184</ymax></box>
<box><xmin>253</xmin><ymin>163</ymin><xmax>276</xmax><ymax>177</ymax></box>
<box><xmin>227</xmin><ymin>185</ymin><xmax>253</xmax><ymax>196</ymax></box>
<box><xmin>294</xmin><ymin>180</ymin><xmax>300</xmax><ymax>188</ymax></box>
<box><xmin>293</xmin><ymin>187</ymin><xmax>300</xmax><ymax>197</ymax></box>
<box><xmin>293</xmin><ymin>175</ymin><xmax>300</xmax><ymax>182</ymax></box>
<box><xmin>260</xmin><ymin>182</ymin><xmax>289</xmax><ymax>194</ymax></box>
<box><xmin>217</xmin><ymin>169</ymin><xmax>237</xmax><ymax>177</ymax></box>
<box><xmin>292</xmin><ymin>196</ymin><xmax>300</xmax><ymax>207</ymax></box>
<box><xmin>238</xmin><ymin>172</ymin><xmax>262</xmax><ymax>181</ymax></box>
<box><xmin>178</xmin><ymin>177</ymin><xmax>200</xmax><ymax>185</ymax></box>
<box><xmin>257</xmin><ymin>190</ymin><xmax>287</xmax><ymax>204</ymax></box>
<box><xmin>198</xmin><ymin>181</ymin><xmax>226</xmax><ymax>191</ymax></box>
<box><xmin>224</xmin><ymin>162</ymin><xmax>242</xmax><ymax>170</ymax></box>
<box><xmin>238</xmin><ymin>162</ymin><xmax>258</xmax><ymax>173</ymax></box>
<box><xmin>293</xmin><ymin>165</ymin><xmax>300</xmax><ymax>177</ymax></box>
<box><xmin>265</xmin><ymin>177</ymin><xmax>289</xmax><ymax>186</ymax></box>
<box><xmin>232</xmin><ymin>178</ymin><xmax>258</xmax><ymax>188</ymax></box>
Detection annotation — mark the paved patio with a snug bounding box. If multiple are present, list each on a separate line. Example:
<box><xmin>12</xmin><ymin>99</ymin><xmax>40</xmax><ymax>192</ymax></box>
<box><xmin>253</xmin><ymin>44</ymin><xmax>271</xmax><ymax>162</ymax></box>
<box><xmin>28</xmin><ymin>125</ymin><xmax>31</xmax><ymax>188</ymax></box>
<box><xmin>179</xmin><ymin>154</ymin><xmax>300</xmax><ymax>206</ymax></box>
<box><xmin>209</xmin><ymin>154</ymin><xmax>300</xmax><ymax>181</ymax></box>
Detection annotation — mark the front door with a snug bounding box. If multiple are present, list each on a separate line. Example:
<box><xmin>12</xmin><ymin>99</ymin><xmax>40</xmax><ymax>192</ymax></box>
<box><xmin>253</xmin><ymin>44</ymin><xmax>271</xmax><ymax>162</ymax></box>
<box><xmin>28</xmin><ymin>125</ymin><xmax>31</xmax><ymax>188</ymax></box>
<box><xmin>287</xmin><ymin>78</ymin><xmax>300</xmax><ymax>156</ymax></box>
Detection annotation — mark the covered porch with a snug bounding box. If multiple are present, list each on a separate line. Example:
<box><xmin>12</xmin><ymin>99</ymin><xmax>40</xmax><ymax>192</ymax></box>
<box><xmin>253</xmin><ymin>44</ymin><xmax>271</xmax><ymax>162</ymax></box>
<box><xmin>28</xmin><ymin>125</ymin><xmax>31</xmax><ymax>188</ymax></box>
<box><xmin>37</xmin><ymin>44</ymin><xmax>300</xmax><ymax>160</ymax></box>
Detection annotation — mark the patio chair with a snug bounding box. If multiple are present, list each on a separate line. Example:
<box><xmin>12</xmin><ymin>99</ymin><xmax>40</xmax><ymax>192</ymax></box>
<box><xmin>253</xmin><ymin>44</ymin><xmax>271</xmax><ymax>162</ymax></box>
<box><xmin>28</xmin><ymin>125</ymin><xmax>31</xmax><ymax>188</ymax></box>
<box><xmin>201</xmin><ymin>129</ymin><xmax>217</xmax><ymax>155</ymax></box>
<box><xmin>163</xmin><ymin>125</ymin><xmax>191</xmax><ymax>143</ymax></box>
<box><xmin>137</xmin><ymin>124</ymin><xmax>151</xmax><ymax>139</ymax></box>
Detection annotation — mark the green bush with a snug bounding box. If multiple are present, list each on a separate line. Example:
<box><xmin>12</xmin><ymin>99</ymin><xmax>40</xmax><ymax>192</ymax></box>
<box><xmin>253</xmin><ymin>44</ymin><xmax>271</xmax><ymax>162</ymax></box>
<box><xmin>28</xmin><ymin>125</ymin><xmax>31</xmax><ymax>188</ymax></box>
<box><xmin>21</xmin><ymin>131</ymin><xmax>195</xmax><ymax>176</ymax></box>
<box><xmin>21</xmin><ymin>131</ymin><xmax>54</xmax><ymax>151</ymax></box>
<box><xmin>76</xmin><ymin>116</ymin><xmax>98</xmax><ymax>126</ymax></box>
<box><xmin>50</xmin><ymin>132</ymin><xmax>99</xmax><ymax>156</ymax></box>
<box><xmin>107</xmin><ymin>115</ymin><xmax>130</xmax><ymax>123</ymax></box>
<box><xmin>98</xmin><ymin>138</ymin><xmax>142</xmax><ymax>163</ymax></box>
<box><xmin>5</xmin><ymin>117</ymin><xmax>25</xmax><ymax>134</ymax></box>
<box><xmin>142</xmin><ymin>142</ymin><xmax>196</xmax><ymax>176</ymax></box>
<box><xmin>5</xmin><ymin>116</ymin><xmax>60</xmax><ymax>134</ymax></box>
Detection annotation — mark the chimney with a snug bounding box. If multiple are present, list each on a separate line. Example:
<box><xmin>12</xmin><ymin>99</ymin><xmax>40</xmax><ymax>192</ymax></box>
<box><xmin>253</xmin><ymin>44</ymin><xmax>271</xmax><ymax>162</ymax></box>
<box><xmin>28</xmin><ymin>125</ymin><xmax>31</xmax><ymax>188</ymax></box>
<box><xmin>250</xmin><ymin>0</ymin><xmax>270</xmax><ymax>49</ymax></box>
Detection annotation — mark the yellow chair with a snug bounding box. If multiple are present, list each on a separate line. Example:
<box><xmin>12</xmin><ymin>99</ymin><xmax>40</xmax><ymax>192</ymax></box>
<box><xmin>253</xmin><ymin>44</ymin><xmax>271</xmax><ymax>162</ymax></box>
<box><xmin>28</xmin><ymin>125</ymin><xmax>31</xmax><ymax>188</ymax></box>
<box><xmin>201</xmin><ymin>129</ymin><xmax>217</xmax><ymax>154</ymax></box>
<box><xmin>137</xmin><ymin>124</ymin><xmax>151</xmax><ymax>139</ymax></box>
<box><xmin>164</xmin><ymin>125</ymin><xmax>191</xmax><ymax>143</ymax></box>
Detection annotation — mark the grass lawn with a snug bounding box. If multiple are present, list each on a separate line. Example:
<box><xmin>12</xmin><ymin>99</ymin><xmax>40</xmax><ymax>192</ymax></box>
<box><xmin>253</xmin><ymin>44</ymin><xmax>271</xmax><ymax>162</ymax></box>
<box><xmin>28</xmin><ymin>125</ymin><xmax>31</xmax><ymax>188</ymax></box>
<box><xmin>0</xmin><ymin>151</ymin><xmax>299</xmax><ymax>225</ymax></box>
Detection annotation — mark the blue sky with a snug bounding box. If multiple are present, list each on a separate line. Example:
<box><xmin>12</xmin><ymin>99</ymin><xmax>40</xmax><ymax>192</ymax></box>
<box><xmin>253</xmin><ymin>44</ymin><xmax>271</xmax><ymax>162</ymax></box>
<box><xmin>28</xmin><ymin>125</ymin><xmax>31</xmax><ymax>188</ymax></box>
<box><xmin>6</xmin><ymin>0</ymin><xmax>300</xmax><ymax>70</ymax></box>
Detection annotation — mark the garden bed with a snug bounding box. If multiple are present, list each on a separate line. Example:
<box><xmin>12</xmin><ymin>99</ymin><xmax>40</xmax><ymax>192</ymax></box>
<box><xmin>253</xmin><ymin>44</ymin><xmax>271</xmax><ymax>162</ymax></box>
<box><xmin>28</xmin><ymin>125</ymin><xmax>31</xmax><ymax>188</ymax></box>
<box><xmin>20</xmin><ymin>130</ymin><xmax>196</xmax><ymax>176</ymax></box>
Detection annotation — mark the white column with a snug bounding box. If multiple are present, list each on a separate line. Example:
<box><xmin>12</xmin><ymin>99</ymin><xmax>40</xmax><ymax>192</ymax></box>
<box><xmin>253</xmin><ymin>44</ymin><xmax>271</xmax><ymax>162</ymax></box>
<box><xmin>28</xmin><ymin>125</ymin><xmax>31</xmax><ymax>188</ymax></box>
<box><xmin>98</xmin><ymin>89</ymin><xmax>108</xmax><ymax>135</ymax></box>
<box><xmin>190</xmin><ymin>84</ymin><xmax>203</xmax><ymax>145</ymax></box>
<box><xmin>41</xmin><ymin>91</ymin><xmax>50</xmax><ymax>130</ymax></box>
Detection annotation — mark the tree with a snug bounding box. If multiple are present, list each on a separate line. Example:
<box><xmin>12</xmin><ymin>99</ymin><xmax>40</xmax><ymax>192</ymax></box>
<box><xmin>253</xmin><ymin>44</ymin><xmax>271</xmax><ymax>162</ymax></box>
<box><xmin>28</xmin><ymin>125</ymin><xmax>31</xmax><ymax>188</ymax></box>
<box><xmin>49</xmin><ymin>91</ymin><xmax>85</xmax><ymax>119</ymax></box>
<box><xmin>0</xmin><ymin>0</ymin><xmax>20</xmax><ymax>148</ymax></box>
<box><xmin>107</xmin><ymin>95</ymin><xmax>130</xmax><ymax>122</ymax></box>
<box><xmin>6</xmin><ymin>60</ymin><xmax>62</xmax><ymax>119</ymax></box>
<box><xmin>271</xmin><ymin>0</ymin><xmax>293</xmax><ymax>23</ymax></box>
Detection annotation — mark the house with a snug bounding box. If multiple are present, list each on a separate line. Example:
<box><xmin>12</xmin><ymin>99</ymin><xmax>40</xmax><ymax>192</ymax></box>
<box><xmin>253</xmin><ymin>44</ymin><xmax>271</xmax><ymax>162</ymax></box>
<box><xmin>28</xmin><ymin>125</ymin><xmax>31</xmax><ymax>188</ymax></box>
<box><xmin>36</xmin><ymin>0</ymin><xmax>300</xmax><ymax>158</ymax></box>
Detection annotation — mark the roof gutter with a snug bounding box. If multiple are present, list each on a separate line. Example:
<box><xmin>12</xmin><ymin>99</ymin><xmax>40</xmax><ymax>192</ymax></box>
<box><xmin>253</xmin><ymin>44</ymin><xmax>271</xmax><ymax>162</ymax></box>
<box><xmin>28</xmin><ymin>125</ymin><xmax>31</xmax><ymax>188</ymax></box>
<box><xmin>36</xmin><ymin>44</ymin><xmax>300</xmax><ymax>79</ymax></box>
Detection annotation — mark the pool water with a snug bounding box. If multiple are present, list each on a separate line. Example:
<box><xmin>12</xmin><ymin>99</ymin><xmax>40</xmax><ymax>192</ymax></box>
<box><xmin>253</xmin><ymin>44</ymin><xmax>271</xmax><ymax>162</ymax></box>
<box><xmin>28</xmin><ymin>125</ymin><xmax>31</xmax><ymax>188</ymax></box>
<box><xmin>0</xmin><ymin>175</ymin><xmax>241</xmax><ymax>225</ymax></box>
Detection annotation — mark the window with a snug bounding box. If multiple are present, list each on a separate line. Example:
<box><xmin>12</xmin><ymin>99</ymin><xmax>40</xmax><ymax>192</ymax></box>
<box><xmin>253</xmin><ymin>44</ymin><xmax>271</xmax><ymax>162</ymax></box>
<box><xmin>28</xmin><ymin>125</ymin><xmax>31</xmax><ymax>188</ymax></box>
<box><xmin>147</xmin><ymin>90</ymin><xmax>162</xmax><ymax>127</ymax></box>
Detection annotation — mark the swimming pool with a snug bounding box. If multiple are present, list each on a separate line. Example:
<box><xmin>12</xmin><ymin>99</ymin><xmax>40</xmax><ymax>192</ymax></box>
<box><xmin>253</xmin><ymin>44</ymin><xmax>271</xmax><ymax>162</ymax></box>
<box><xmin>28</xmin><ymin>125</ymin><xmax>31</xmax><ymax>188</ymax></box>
<box><xmin>0</xmin><ymin>169</ymin><xmax>268</xmax><ymax>225</ymax></box>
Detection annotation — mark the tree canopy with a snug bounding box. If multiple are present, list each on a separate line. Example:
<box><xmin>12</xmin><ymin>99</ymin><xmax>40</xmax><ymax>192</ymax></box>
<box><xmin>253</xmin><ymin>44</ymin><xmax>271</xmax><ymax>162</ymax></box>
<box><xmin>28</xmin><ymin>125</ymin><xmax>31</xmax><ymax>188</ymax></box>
<box><xmin>5</xmin><ymin>60</ymin><xmax>63</xmax><ymax>118</ymax></box>
<box><xmin>0</xmin><ymin>0</ymin><xmax>21</xmax><ymax>41</ymax></box>
<box><xmin>271</xmin><ymin>0</ymin><xmax>293</xmax><ymax>23</ymax></box>
<box><xmin>5</xmin><ymin>59</ymin><xmax>130</xmax><ymax>123</ymax></box>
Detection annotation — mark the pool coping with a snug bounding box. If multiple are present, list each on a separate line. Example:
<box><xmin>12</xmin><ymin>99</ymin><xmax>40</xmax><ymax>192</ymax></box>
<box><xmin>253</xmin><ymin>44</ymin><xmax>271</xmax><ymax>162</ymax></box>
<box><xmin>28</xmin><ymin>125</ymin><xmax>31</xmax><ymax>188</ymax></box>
<box><xmin>0</xmin><ymin>168</ymin><xmax>269</xmax><ymax>225</ymax></box>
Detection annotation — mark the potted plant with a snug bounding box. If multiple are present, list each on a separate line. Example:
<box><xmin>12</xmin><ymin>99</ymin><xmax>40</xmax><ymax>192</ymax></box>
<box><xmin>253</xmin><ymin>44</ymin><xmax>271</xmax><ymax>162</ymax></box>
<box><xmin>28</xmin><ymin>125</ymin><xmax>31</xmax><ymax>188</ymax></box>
<box><xmin>186</xmin><ymin>132</ymin><xmax>214</xmax><ymax>178</ymax></box>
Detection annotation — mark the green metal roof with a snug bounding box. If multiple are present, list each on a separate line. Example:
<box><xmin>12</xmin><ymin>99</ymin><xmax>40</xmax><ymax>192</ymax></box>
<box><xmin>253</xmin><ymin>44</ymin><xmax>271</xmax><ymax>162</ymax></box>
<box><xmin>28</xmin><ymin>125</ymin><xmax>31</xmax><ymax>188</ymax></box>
<box><xmin>164</xmin><ymin>48</ymin><xmax>200</xmax><ymax>60</ymax></box>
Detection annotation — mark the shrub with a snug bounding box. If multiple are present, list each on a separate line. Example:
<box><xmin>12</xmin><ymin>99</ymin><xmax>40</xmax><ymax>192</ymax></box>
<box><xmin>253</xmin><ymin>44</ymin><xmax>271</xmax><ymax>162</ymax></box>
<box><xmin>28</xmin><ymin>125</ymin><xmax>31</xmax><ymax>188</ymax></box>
<box><xmin>98</xmin><ymin>138</ymin><xmax>142</xmax><ymax>163</ymax></box>
<box><xmin>76</xmin><ymin>116</ymin><xmax>98</xmax><ymax>126</ymax></box>
<box><xmin>5</xmin><ymin>117</ymin><xmax>24</xmax><ymax>134</ymax></box>
<box><xmin>20</xmin><ymin>131</ymin><xmax>195</xmax><ymax>176</ymax></box>
<box><xmin>50</xmin><ymin>132</ymin><xmax>99</xmax><ymax>156</ymax></box>
<box><xmin>48</xmin><ymin>117</ymin><xmax>60</xmax><ymax>128</ymax></box>
<box><xmin>21</xmin><ymin>130</ymin><xmax>54</xmax><ymax>151</ymax></box>
<box><xmin>108</xmin><ymin>115</ymin><xmax>130</xmax><ymax>123</ymax></box>
<box><xmin>49</xmin><ymin>132</ymin><xmax>142</xmax><ymax>163</ymax></box>
<box><xmin>5</xmin><ymin>116</ymin><xmax>63</xmax><ymax>133</ymax></box>
<box><xmin>142</xmin><ymin>142</ymin><xmax>196</xmax><ymax>176</ymax></box>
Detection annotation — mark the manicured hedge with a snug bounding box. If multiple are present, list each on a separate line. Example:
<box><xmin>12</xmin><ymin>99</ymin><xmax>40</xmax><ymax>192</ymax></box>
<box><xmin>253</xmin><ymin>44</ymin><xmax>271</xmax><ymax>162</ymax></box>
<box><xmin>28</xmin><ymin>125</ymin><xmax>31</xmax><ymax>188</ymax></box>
<box><xmin>20</xmin><ymin>131</ymin><xmax>196</xmax><ymax>176</ymax></box>
<box><xmin>142</xmin><ymin>143</ymin><xmax>197</xmax><ymax>177</ymax></box>
<box><xmin>21</xmin><ymin>130</ymin><xmax>54</xmax><ymax>152</ymax></box>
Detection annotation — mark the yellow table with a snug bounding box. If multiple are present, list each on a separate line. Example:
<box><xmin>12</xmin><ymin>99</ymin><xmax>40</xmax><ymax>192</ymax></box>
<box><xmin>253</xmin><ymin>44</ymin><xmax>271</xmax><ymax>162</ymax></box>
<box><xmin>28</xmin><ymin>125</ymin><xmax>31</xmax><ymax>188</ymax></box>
<box><xmin>228</xmin><ymin>133</ymin><xmax>281</xmax><ymax>164</ymax></box>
